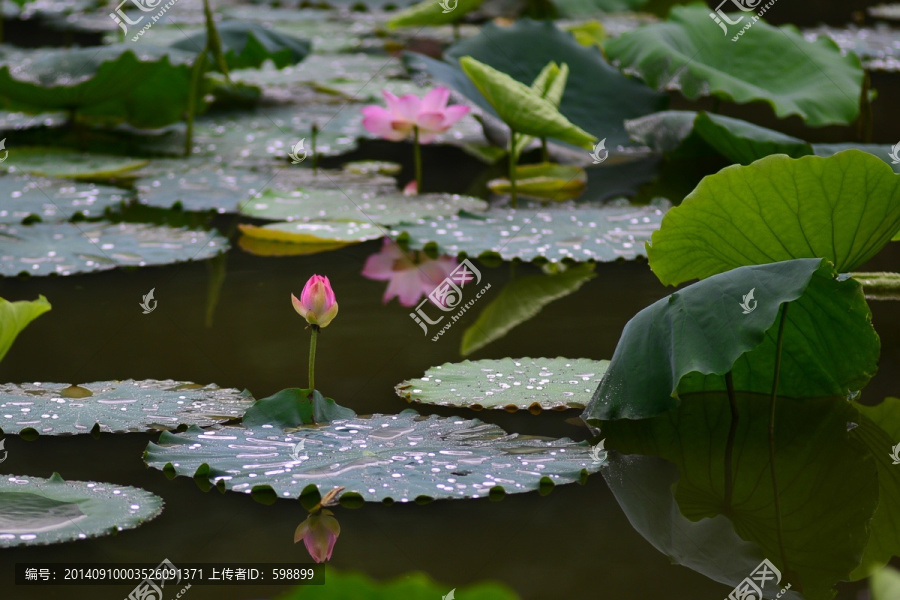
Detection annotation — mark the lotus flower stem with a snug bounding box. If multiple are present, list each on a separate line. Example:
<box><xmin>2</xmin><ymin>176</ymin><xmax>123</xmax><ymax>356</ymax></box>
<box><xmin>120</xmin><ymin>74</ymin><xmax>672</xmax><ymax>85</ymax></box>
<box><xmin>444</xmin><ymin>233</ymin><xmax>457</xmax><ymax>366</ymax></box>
<box><xmin>202</xmin><ymin>0</ymin><xmax>230</xmax><ymax>81</ymax></box>
<box><xmin>508</xmin><ymin>129</ymin><xmax>518</xmax><ymax>208</ymax></box>
<box><xmin>768</xmin><ymin>303</ymin><xmax>789</xmax><ymax>570</ymax></box>
<box><xmin>858</xmin><ymin>69</ymin><xmax>872</xmax><ymax>143</ymax></box>
<box><xmin>312</xmin><ymin>123</ymin><xmax>319</xmax><ymax>174</ymax></box>
<box><xmin>308</xmin><ymin>325</ymin><xmax>319</xmax><ymax>390</ymax></box>
<box><xmin>723</xmin><ymin>370</ymin><xmax>737</xmax><ymax>509</ymax></box>
<box><xmin>185</xmin><ymin>46</ymin><xmax>209</xmax><ymax>156</ymax></box>
<box><xmin>540</xmin><ymin>137</ymin><xmax>548</xmax><ymax>162</ymax></box>
<box><xmin>413</xmin><ymin>125</ymin><xmax>423</xmax><ymax>193</ymax></box>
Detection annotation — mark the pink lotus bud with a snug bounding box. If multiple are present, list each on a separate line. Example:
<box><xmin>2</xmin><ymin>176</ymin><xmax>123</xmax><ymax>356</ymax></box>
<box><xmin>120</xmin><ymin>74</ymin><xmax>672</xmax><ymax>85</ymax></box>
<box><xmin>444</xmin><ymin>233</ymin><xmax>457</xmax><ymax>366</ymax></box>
<box><xmin>292</xmin><ymin>275</ymin><xmax>338</xmax><ymax>328</ymax></box>
<box><xmin>294</xmin><ymin>510</ymin><xmax>340</xmax><ymax>563</ymax></box>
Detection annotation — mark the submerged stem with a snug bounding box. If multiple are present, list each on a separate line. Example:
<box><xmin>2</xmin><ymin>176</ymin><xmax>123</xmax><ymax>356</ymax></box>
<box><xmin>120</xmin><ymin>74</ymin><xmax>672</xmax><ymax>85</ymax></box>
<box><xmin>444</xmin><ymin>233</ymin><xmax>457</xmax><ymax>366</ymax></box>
<box><xmin>308</xmin><ymin>326</ymin><xmax>319</xmax><ymax>391</ymax></box>
<box><xmin>185</xmin><ymin>46</ymin><xmax>209</xmax><ymax>156</ymax></box>
<box><xmin>769</xmin><ymin>303</ymin><xmax>789</xmax><ymax>570</ymax></box>
<box><xmin>723</xmin><ymin>370</ymin><xmax>737</xmax><ymax>511</ymax></box>
<box><xmin>540</xmin><ymin>137</ymin><xmax>548</xmax><ymax>162</ymax></box>
<box><xmin>508</xmin><ymin>129</ymin><xmax>518</xmax><ymax>208</ymax></box>
<box><xmin>413</xmin><ymin>125</ymin><xmax>422</xmax><ymax>193</ymax></box>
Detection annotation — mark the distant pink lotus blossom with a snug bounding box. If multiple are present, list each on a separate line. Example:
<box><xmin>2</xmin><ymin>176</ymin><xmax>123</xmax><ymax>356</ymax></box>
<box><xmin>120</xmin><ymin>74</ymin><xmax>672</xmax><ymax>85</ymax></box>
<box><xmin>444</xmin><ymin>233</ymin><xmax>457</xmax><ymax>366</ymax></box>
<box><xmin>361</xmin><ymin>87</ymin><xmax>470</xmax><ymax>143</ymax></box>
<box><xmin>362</xmin><ymin>238</ymin><xmax>458</xmax><ymax>307</ymax></box>
<box><xmin>295</xmin><ymin>511</ymin><xmax>340</xmax><ymax>563</ymax></box>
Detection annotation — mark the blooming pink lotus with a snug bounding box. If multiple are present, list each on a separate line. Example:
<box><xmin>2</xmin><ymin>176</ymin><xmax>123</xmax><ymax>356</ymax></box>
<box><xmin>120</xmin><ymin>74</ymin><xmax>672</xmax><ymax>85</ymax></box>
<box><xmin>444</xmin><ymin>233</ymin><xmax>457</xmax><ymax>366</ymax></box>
<box><xmin>361</xmin><ymin>87</ymin><xmax>470</xmax><ymax>143</ymax></box>
<box><xmin>295</xmin><ymin>511</ymin><xmax>340</xmax><ymax>563</ymax></box>
<box><xmin>292</xmin><ymin>275</ymin><xmax>338</xmax><ymax>328</ymax></box>
<box><xmin>362</xmin><ymin>239</ymin><xmax>458</xmax><ymax>307</ymax></box>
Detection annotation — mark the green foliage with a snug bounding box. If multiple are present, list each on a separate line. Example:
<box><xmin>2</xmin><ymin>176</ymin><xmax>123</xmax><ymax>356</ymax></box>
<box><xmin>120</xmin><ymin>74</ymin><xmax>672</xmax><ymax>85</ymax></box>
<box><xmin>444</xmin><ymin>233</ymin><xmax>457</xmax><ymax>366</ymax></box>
<box><xmin>172</xmin><ymin>21</ymin><xmax>311</xmax><ymax>70</ymax></box>
<box><xmin>386</xmin><ymin>0</ymin><xmax>484</xmax><ymax>28</ymax></box>
<box><xmin>0</xmin><ymin>296</ymin><xmax>50</xmax><ymax>364</ymax></box>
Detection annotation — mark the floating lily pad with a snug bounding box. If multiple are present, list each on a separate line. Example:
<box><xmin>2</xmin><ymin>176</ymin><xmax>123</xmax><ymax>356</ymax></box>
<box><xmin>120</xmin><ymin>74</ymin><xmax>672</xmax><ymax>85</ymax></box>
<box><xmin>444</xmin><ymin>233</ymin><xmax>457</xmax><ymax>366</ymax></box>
<box><xmin>171</xmin><ymin>21</ymin><xmax>311</xmax><ymax>70</ymax></box>
<box><xmin>393</xmin><ymin>201</ymin><xmax>666</xmax><ymax>263</ymax></box>
<box><xmin>0</xmin><ymin>473</ymin><xmax>163</xmax><ymax>547</ymax></box>
<box><xmin>0</xmin><ymin>380</ymin><xmax>254</xmax><ymax>437</ymax></box>
<box><xmin>145</xmin><ymin>412</ymin><xmax>600</xmax><ymax>503</ymax></box>
<box><xmin>239</xmin><ymin>221</ymin><xmax>384</xmax><ymax>245</ymax></box>
<box><xmin>134</xmin><ymin>167</ymin><xmax>268</xmax><ymax>213</ymax></box>
<box><xmin>488</xmin><ymin>163</ymin><xmax>587</xmax><ymax>202</ymax></box>
<box><xmin>0</xmin><ymin>176</ymin><xmax>129</xmax><ymax>223</ymax></box>
<box><xmin>342</xmin><ymin>161</ymin><xmax>402</xmax><ymax>176</ymax></box>
<box><xmin>241</xmin><ymin>189</ymin><xmax>487</xmax><ymax>225</ymax></box>
<box><xmin>805</xmin><ymin>25</ymin><xmax>900</xmax><ymax>73</ymax></box>
<box><xmin>232</xmin><ymin>53</ymin><xmax>404</xmax><ymax>89</ymax></box>
<box><xmin>606</xmin><ymin>5</ymin><xmax>863</xmax><ymax>126</ymax></box>
<box><xmin>0</xmin><ymin>222</ymin><xmax>228</xmax><ymax>277</ymax></box>
<box><xmin>396</xmin><ymin>357</ymin><xmax>609</xmax><ymax>413</ymax></box>
<box><xmin>3</xmin><ymin>147</ymin><xmax>148</xmax><ymax>180</ymax></box>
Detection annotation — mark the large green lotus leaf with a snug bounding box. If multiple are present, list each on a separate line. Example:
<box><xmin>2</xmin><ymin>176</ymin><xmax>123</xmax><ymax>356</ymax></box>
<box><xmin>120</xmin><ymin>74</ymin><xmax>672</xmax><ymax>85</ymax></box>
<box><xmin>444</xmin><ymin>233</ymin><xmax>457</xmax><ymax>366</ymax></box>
<box><xmin>396</xmin><ymin>357</ymin><xmax>608</xmax><ymax>413</ymax></box>
<box><xmin>647</xmin><ymin>151</ymin><xmax>900</xmax><ymax>286</ymax></box>
<box><xmin>277</xmin><ymin>566</ymin><xmax>520</xmax><ymax>599</ymax></box>
<box><xmin>393</xmin><ymin>202</ymin><xmax>666</xmax><ymax>263</ymax></box>
<box><xmin>583</xmin><ymin>259</ymin><xmax>879</xmax><ymax>422</ymax></box>
<box><xmin>0</xmin><ymin>296</ymin><xmax>50</xmax><ymax>364</ymax></box>
<box><xmin>412</xmin><ymin>19</ymin><xmax>665</xmax><ymax>148</ymax></box>
<box><xmin>3</xmin><ymin>147</ymin><xmax>148</xmax><ymax>180</ymax></box>
<box><xmin>0</xmin><ymin>380</ymin><xmax>253</xmax><ymax>437</ymax></box>
<box><xmin>0</xmin><ymin>176</ymin><xmax>129</xmax><ymax>224</ymax></box>
<box><xmin>239</xmin><ymin>221</ymin><xmax>383</xmax><ymax>245</ymax></box>
<box><xmin>241</xmin><ymin>189</ymin><xmax>486</xmax><ymax>226</ymax></box>
<box><xmin>0</xmin><ymin>222</ymin><xmax>228</xmax><ymax>277</ymax></box>
<box><xmin>171</xmin><ymin>21</ymin><xmax>311</xmax><ymax>70</ymax></box>
<box><xmin>387</xmin><ymin>0</ymin><xmax>484</xmax><ymax>28</ymax></box>
<box><xmin>144</xmin><ymin>412</ymin><xmax>600</xmax><ymax>503</ymax></box>
<box><xmin>0</xmin><ymin>45</ymin><xmax>198</xmax><ymax>128</ymax></box>
<box><xmin>603</xmin><ymin>394</ymin><xmax>877</xmax><ymax>600</ymax></box>
<box><xmin>0</xmin><ymin>473</ymin><xmax>162</xmax><ymax>547</ymax></box>
<box><xmin>605</xmin><ymin>5</ymin><xmax>863</xmax><ymax>127</ymax></box>
<box><xmin>847</xmin><ymin>398</ymin><xmax>900</xmax><ymax>579</ymax></box>
<box><xmin>872</xmin><ymin>566</ymin><xmax>900</xmax><ymax>600</ymax></box>
<box><xmin>460</xmin><ymin>263</ymin><xmax>596</xmax><ymax>355</ymax></box>
<box><xmin>460</xmin><ymin>56</ymin><xmax>596</xmax><ymax>148</ymax></box>
<box><xmin>625</xmin><ymin>110</ymin><xmax>813</xmax><ymax>164</ymax></box>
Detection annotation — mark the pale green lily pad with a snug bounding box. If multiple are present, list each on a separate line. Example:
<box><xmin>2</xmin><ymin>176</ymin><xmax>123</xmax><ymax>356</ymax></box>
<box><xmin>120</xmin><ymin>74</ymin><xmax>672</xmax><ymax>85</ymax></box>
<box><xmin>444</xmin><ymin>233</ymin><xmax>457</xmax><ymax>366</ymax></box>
<box><xmin>804</xmin><ymin>25</ymin><xmax>900</xmax><ymax>73</ymax></box>
<box><xmin>232</xmin><ymin>54</ymin><xmax>404</xmax><ymax>89</ymax></box>
<box><xmin>0</xmin><ymin>176</ymin><xmax>129</xmax><ymax>223</ymax></box>
<box><xmin>3</xmin><ymin>147</ymin><xmax>148</xmax><ymax>180</ymax></box>
<box><xmin>239</xmin><ymin>221</ymin><xmax>383</xmax><ymax>244</ymax></box>
<box><xmin>396</xmin><ymin>357</ymin><xmax>609</xmax><ymax>413</ymax></box>
<box><xmin>145</xmin><ymin>412</ymin><xmax>600</xmax><ymax>503</ymax></box>
<box><xmin>241</xmin><ymin>189</ymin><xmax>487</xmax><ymax>225</ymax></box>
<box><xmin>393</xmin><ymin>201</ymin><xmax>667</xmax><ymax>263</ymax></box>
<box><xmin>134</xmin><ymin>167</ymin><xmax>269</xmax><ymax>213</ymax></box>
<box><xmin>0</xmin><ymin>473</ymin><xmax>162</xmax><ymax>547</ymax></box>
<box><xmin>342</xmin><ymin>161</ymin><xmax>402</xmax><ymax>176</ymax></box>
<box><xmin>0</xmin><ymin>380</ymin><xmax>253</xmax><ymax>437</ymax></box>
<box><xmin>0</xmin><ymin>222</ymin><xmax>228</xmax><ymax>277</ymax></box>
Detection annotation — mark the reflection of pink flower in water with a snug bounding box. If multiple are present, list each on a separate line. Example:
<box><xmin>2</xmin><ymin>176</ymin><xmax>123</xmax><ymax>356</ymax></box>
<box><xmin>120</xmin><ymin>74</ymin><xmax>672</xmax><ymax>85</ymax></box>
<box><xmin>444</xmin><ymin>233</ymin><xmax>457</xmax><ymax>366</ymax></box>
<box><xmin>362</xmin><ymin>238</ymin><xmax>458</xmax><ymax>307</ymax></box>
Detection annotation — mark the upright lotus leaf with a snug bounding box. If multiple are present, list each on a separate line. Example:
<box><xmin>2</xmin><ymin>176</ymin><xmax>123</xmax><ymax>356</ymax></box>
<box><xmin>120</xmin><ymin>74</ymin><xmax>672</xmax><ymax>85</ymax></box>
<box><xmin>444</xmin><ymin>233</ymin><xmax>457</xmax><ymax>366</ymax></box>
<box><xmin>0</xmin><ymin>296</ymin><xmax>50</xmax><ymax>364</ymax></box>
<box><xmin>386</xmin><ymin>0</ymin><xmax>484</xmax><ymax>28</ymax></box>
<box><xmin>171</xmin><ymin>21</ymin><xmax>311</xmax><ymax>70</ymax></box>
<box><xmin>513</xmin><ymin>62</ymin><xmax>570</xmax><ymax>157</ymax></box>
<box><xmin>411</xmin><ymin>19</ymin><xmax>665</xmax><ymax>149</ymax></box>
<box><xmin>647</xmin><ymin>151</ymin><xmax>900</xmax><ymax>286</ymax></box>
<box><xmin>145</xmin><ymin>412</ymin><xmax>601</xmax><ymax>503</ymax></box>
<box><xmin>0</xmin><ymin>176</ymin><xmax>130</xmax><ymax>224</ymax></box>
<box><xmin>0</xmin><ymin>473</ymin><xmax>163</xmax><ymax>547</ymax></box>
<box><xmin>277</xmin><ymin>566</ymin><xmax>520</xmax><ymax>599</ymax></box>
<box><xmin>583</xmin><ymin>259</ymin><xmax>879</xmax><ymax>422</ymax></box>
<box><xmin>396</xmin><ymin>357</ymin><xmax>608</xmax><ymax>413</ymax></box>
<box><xmin>0</xmin><ymin>222</ymin><xmax>229</xmax><ymax>277</ymax></box>
<box><xmin>460</xmin><ymin>263</ymin><xmax>596</xmax><ymax>355</ymax></box>
<box><xmin>0</xmin><ymin>45</ymin><xmax>199</xmax><ymax>128</ymax></box>
<box><xmin>0</xmin><ymin>380</ymin><xmax>253</xmax><ymax>437</ymax></box>
<box><xmin>603</xmin><ymin>394</ymin><xmax>877</xmax><ymax>600</ymax></box>
<box><xmin>605</xmin><ymin>5</ymin><xmax>863</xmax><ymax>126</ymax></box>
<box><xmin>625</xmin><ymin>111</ymin><xmax>813</xmax><ymax>164</ymax></box>
<box><xmin>459</xmin><ymin>56</ymin><xmax>596</xmax><ymax>149</ymax></box>
<box><xmin>394</xmin><ymin>202</ymin><xmax>666</xmax><ymax>263</ymax></box>
<box><xmin>872</xmin><ymin>566</ymin><xmax>900</xmax><ymax>600</ymax></box>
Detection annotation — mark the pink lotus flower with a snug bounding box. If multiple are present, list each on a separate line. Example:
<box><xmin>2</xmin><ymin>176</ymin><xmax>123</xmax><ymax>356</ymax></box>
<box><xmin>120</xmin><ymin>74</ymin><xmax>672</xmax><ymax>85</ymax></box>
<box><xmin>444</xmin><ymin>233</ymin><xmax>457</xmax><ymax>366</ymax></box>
<box><xmin>362</xmin><ymin>239</ymin><xmax>458</xmax><ymax>307</ymax></box>
<box><xmin>361</xmin><ymin>87</ymin><xmax>470</xmax><ymax>143</ymax></box>
<box><xmin>294</xmin><ymin>510</ymin><xmax>340</xmax><ymax>563</ymax></box>
<box><xmin>292</xmin><ymin>275</ymin><xmax>338</xmax><ymax>328</ymax></box>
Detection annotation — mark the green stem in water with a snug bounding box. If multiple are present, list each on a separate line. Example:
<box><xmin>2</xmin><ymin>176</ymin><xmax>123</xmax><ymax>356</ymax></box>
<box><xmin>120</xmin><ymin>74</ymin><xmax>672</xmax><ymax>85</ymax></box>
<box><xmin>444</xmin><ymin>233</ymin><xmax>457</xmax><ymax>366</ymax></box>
<box><xmin>769</xmin><ymin>303</ymin><xmax>789</xmax><ymax>571</ymax></box>
<box><xmin>413</xmin><ymin>125</ymin><xmax>422</xmax><ymax>193</ymax></box>
<box><xmin>508</xmin><ymin>129</ymin><xmax>518</xmax><ymax>208</ymax></box>
<box><xmin>185</xmin><ymin>46</ymin><xmax>209</xmax><ymax>156</ymax></box>
<box><xmin>312</xmin><ymin>123</ymin><xmax>319</xmax><ymax>175</ymax></box>
<box><xmin>308</xmin><ymin>325</ymin><xmax>319</xmax><ymax>391</ymax></box>
<box><xmin>202</xmin><ymin>0</ymin><xmax>230</xmax><ymax>81</ymax></box>
<box><xmin>723</xmin><ymin>370</ymin><xmax>737</xmax><ymax>512</ymax></box>
<box><xmin>540</xmin><ymin>137</ymin><xmax>548</xmax><ymax>163</ymax></box>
